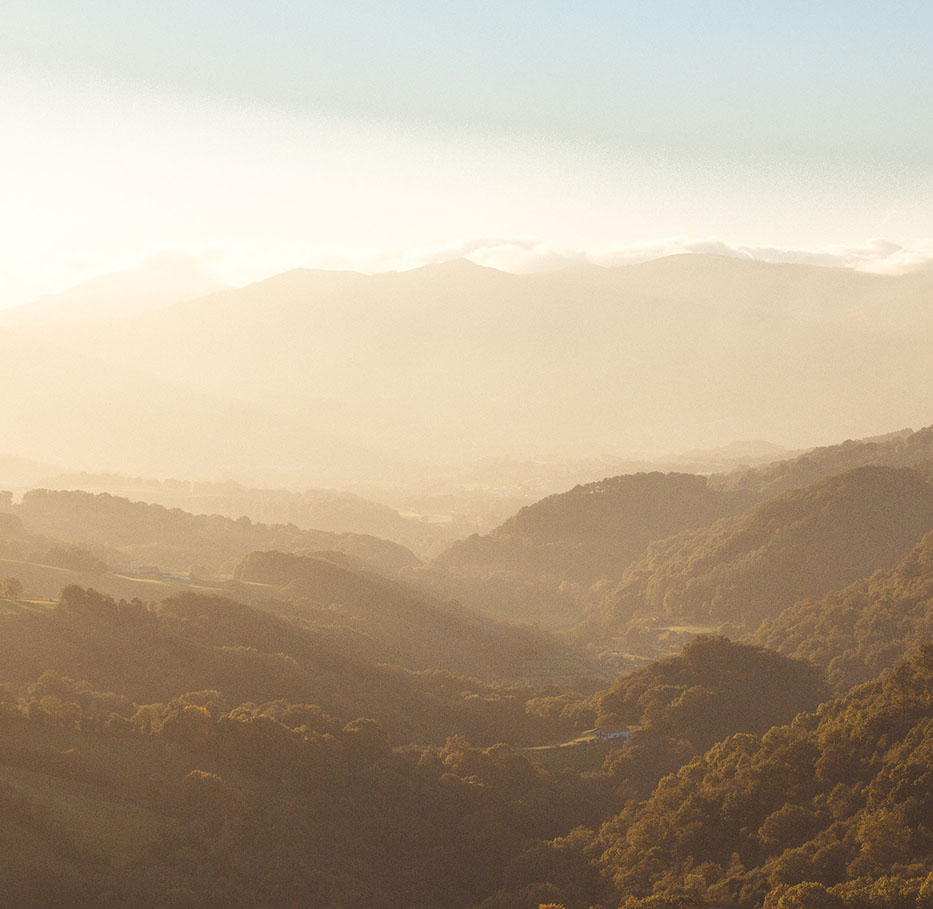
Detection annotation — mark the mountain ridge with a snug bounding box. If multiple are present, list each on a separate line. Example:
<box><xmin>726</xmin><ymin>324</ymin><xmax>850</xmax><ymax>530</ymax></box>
<box><xmin>7</xmin><ymin>255</ymin><xmax>933</xmax><ymax>485</ymax></box>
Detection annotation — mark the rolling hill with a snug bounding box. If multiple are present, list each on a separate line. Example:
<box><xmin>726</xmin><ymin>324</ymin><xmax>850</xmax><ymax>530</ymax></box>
<box><xmin>422</xmin><ymin>472</ymin><xmax>756</xmax><ymax>627</ymax></box>
<box><xmin>22</xmin><ymin>474</ymin><xmax>456</xmax><ymax>559</ymax></box>
<box><xmin>12</xmin><ymin>488</ymin><xmax>419</xmax><ymax>575</ymax></box>
<box><xmin>0</xmin><ymin>585</ymin><xmax>577</xmax><ymax>748</ymax></box>
<box><xmin>435</xmin><ymin>471</ymin><xmax>756</xmax><ymax>586</ymax></box>
<box><xmin>232</xmin><ymin>549</ymin><xmax>567</xmax><ymax>683</ymax></box>
<box><xmin>488</xmin><ymin>643</ymin><xmax>933</xmax><ymax>909</ymax></box>
<box><xmin>716</xmin><ymin>423</ymin><xmax>933</xmax><ymax>497</ymax></box>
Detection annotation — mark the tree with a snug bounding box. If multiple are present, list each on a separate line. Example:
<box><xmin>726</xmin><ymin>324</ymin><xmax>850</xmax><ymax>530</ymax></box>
<box><xmin>0</xmin><ymin>575</ymin><xmax>23</xmax><ymax>599</ymax></box>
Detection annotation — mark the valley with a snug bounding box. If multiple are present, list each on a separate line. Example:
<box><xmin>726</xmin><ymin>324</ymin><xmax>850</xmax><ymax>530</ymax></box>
<box><xmin>3</xmin><ymin>419</ymin><xmax>933</xmax><ymax>905</ymax></box>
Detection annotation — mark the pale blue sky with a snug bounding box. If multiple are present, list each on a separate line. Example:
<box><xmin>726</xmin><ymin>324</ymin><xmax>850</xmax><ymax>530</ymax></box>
<box><xmin>2</xmin><ymin>1</ymin><xmax>932</xmax><ymax>304</ymax></box>
<box><xmin>6</xmin><ymin>1</ymin><xmax>932</xmax><ymax>147</ymax></box>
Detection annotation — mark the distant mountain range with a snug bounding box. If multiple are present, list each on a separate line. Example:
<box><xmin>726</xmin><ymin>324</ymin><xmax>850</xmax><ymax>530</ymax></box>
<box><xmin>3</xmin><ymin>254</ymin><xmax>933</xmax><ymax>487</ymax></box>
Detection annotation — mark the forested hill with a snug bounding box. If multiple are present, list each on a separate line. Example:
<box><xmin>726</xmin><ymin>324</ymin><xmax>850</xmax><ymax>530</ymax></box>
<box><xmin>581</xmin><ymin>465</ymin><xmax>933</xmax><ymax>638</ymax></box>
<box><xmin>436</xmin><ymin>472</ymin><xmax>754</xmax><ymax>586</ymax></box>
<box><xmin>433</xmin><ymin>425</ymin><xmax>933</xmax><ymax>596</ymax></box>
<box><xmin>715</xmin><ymin>423</ymin><xmax>933</xmax><ymax>497</ymax></box>
<box><xmin>25</xmin><ymin>474</ymin><xmax>456</xmax><ymax>559</ymax></box>
<box><xmin>486</xmin><ymin>643</ymin><xmax>933</xmax><ymax>909</ymax></box>
<box><xmin>0</xmin><ymin>586</ymin><xmax>576</xmax><ymax>747</ymax></box>
<box><xmin>585</xmin><ymin>637</ymin><xmax>830</xmax><ymax>797</ymax></box>
<box><xmin>0</xmin><ymin>597</ymin><xmax>837</xmax><ymax>908</ymax></box>
<box><xmin>752</xmin><ymin>528</ymin><xmax>933</xmax><ymax>692</ymax></box>
<box><xmin>11</xmin><ymin>489</ymin><xmax>419</xmax><ymax>574</ymax></box>
<box><xmin>233</xmin><ymin>550</ymin><xmax>564</xmax><ymax>682</ymax></box>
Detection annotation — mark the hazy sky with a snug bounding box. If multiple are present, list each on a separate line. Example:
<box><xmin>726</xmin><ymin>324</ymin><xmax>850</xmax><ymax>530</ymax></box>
<box><xmin>3</xmin><ymin>1</ymin><xmax>932</xmax><ymax>307</ymax></box>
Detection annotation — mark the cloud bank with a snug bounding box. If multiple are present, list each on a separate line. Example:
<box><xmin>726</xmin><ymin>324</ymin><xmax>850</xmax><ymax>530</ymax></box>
<box><xmin>21</xmin><ymin>236</ymin><xmax>933</xmax><ymax>309</ymax></box>
<box><xmin>393</xmin><ymin>236</ymin><xmax>933</xmax><ymax>277</ymax></box>
<box><xmin>212</xmin><ymin>236</ymin><xmax>933</xmax><ymax>286</ymax></box>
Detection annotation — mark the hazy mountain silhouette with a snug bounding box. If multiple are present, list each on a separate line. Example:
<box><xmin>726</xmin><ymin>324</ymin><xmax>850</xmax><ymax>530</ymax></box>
<box><xmin>0</xmin><ymin>327</ymin><xmax>416</xmax><ymax>486</ymax></box>
<box><xmin>14</xmin><ymin>489</ymin><xmax>420</xmax><ymax>575</ymax></box>
<box><xmin>1</xmin><ymin>252</ymin><xmax>227</xmax><ymax>326</ymax></box>
<box><xmin>7</xmin><ymin>254</ymin><xmax>933</xmax><ymax>486</ymax></box>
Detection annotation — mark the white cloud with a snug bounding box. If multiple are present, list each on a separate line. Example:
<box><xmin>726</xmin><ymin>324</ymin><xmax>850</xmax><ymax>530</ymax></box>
<box><xmin>455</xmin><ymin>236</ymin><xmax>933</xmax><ymax>276</ymax></box>
<box><xmin>25</xmin><ymin>235</ymin><xmax>933</xmax><ymax>306</ymax></box>
<box><xmin>322</xmin><ymin>235</ymin><xmax>933</xmax><ymax>278</ymax></box>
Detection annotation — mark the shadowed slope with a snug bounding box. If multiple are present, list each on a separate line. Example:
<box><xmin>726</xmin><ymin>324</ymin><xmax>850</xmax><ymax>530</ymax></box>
<box><xmin>581</xmin><ymin>466</ymin><xmax>933</xmax><ymax>638</ymax></box>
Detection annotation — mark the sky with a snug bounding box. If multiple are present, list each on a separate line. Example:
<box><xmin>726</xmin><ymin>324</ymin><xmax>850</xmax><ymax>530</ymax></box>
<box><xmin>2</xmin><ymin>1</ymin><xmax>933</xmax><ymax>308</ymax></box>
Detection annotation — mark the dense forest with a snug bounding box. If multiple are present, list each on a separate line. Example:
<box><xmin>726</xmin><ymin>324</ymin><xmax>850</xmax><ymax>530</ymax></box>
<box><xmin>483</xmin><ymin>644</ymin><xmax>933</xmax><ymax>909</ymax></box>
<box><xmin>582</xmin><ymin>466</ymin><xmax>933</xmax><ymax>639</ymax></box>
<box><xmin>2</xmin><ymin>423</ymin><xmax>933</xmax><ymax>906</ymax></box>
<box><xmin>752</xmin><ymin>529</ymin><xmax>933</xmax><ymax>693</ymax></box>
<box><xmin>0</xmin><ymin>592</ymin><xmax>841</xmax><ymax>907</ymax></box>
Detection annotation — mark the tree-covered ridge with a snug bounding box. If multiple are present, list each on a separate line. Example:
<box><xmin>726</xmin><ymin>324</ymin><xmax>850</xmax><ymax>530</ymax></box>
<box><xmin>0</xmin><ymin>601</ymin><xmax>843</xmax><ymax>908</ymax></box>
<box><xmin>487</xmin><ymin>644</ymin><xmax>933</xmax><ymax>908</ymax></box>
<box><xmin>0</xmin><ymin>586</ymin><xmax>578</xmax><ymax>747</ymax></box>
<box><xmin>26</xmin><ymin>473</ymin><xmax>457</xmax><ymax>558</ymax></box>
<box><xmin>590</xmin><ymin>637</ymin><xmax>830</xmax><ymax>797</ymax></box>
<box><xmin>753</xmin><ymin>529</ymin><xmax>933</xmax><ymax>693</ymax></box>
<box><xmin>583</xmin><ymin>466</ymin><xmax>933</xmax><ymax>638</ymax></box>
<box><xmin>437</xmin><ymin>472</ymin><xmax>754</xmax><ymax>587</ymax></box>
<box><xmin>430</xmin><ymin>424</ymin><xmax>933</xmax><ymax>608</ymax></box>
<box><xmin>715</xmin><ymin>424</ymin><xmax>933</xmax><ymax>497</ymax></box>
<box><xmin>14</xmin><ymin>488</ymin><xmax>419</xmax><ymax>574</ymax></box>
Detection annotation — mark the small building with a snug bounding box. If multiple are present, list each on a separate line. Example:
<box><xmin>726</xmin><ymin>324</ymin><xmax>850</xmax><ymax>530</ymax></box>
<box><xmin>126</xmin><ymin>561</ymin><xmax>163</xmax><ymax>580</ymax></box>
<box><xmin>593</xmin><ymin>725</ymin><xmax>630</xmax><ymax>744</ymax></box>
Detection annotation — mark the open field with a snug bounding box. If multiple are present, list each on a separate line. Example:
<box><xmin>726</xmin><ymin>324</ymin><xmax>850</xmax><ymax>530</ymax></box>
<box><xmin>521</xmin><ymin>735</ymin><xmax>615</xmax><ymax>773</ymax></box>
<box><xmin>0</xmin><ymin>558</ymin><xmax>235</xmax><ymax>603</ymax></box>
